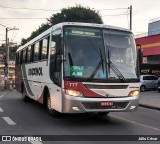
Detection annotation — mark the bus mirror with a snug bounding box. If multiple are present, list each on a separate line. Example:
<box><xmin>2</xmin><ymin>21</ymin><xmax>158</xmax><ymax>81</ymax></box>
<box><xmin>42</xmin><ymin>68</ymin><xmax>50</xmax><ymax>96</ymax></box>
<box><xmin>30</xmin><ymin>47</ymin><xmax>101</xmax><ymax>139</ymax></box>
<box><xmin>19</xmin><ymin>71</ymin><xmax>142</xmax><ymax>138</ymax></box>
<box><xmin>136</xmin><ymin>44</ymin><xmax>141</xmax><ymax>51</ymax></box>
<box><xmin>136</xmin><ymin>44</ymin><xmax>143</xmax><ymax>64</ymax></box>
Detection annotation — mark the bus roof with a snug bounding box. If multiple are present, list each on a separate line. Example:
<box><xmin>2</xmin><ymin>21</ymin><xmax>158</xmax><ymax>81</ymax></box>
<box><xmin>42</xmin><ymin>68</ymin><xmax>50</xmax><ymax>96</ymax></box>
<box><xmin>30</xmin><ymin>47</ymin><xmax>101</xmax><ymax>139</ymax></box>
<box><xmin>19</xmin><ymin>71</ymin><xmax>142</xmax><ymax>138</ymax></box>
<box><xmin>17</xmin><ymin>22</ymin><xmax>132</xmax><ymax>52</ymax></box>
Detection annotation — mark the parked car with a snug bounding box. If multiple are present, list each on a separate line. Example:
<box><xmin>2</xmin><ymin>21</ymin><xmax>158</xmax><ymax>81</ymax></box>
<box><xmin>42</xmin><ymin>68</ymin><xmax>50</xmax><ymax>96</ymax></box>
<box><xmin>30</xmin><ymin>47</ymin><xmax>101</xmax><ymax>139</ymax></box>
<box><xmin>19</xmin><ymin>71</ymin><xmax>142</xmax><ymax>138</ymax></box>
<box><xmin>156</xmin><ymin>78</ymin><xmax>160</xmax><ymax>92</ymax></box>
<box><xmin>140</xmin><ymin>75</ymin><xmax>158</xmax><ymax>92</ymax></box>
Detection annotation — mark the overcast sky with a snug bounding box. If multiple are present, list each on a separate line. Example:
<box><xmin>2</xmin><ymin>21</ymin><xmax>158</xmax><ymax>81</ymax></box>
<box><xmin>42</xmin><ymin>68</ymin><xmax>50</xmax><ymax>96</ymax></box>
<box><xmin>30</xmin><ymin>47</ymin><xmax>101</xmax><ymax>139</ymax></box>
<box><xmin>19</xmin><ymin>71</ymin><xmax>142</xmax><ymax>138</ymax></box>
<box><xmin>0</xmin><ymin>0</ymin><xmax>160</xmax><ymax>45</ymax></box>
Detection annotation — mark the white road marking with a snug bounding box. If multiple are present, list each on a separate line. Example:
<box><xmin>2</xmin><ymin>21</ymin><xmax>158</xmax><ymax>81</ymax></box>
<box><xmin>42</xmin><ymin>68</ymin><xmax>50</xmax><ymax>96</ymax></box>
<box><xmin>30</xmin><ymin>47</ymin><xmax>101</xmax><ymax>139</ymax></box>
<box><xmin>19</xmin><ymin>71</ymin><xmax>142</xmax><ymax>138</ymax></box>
<box><xmin>30</xmin><ymin>141</ymin><xmax>43</xmax><ymax>144</ymax></box>
<box><xmin>2</xmin><ymin>117</ymin><xmax>16</xmax><ymax>125</ymax></box>
<box><xmin>0</xmin><ymin>94</ymin><xmax>4</xmax><ymax>98</ymax></box>
<box><xmin>110</xmin><ymin>114</ymin><xmax>160</xmax><ymax>131</ymax></box>
<box><xmin>0</xmin><ymin>107</ymin><xmax>3</xmax><ymax>112</ymax></box>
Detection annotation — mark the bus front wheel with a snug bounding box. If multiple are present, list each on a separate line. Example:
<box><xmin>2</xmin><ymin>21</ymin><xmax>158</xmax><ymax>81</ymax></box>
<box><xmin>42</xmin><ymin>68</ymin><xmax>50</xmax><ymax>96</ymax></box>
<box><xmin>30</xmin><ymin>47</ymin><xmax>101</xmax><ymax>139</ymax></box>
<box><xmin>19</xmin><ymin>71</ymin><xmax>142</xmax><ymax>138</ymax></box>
<box><xmin>46</xmin><ymin>93</ymin><xmax>59</xmax><ymax>117</ymax></box>
<box><xmin>21</xmin><ymin>84</ymin><xmax>29</xmax><ymax>102</ymax></box>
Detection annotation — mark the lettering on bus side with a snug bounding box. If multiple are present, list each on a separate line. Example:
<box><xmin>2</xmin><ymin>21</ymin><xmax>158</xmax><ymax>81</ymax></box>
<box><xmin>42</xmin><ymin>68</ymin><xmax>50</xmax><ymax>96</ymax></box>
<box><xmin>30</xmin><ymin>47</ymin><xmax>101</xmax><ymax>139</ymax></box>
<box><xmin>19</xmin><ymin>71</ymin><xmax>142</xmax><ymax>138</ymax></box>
<box><xmin>28</xmin><ymin>67</ymin><xmax>43</xmax><ymax>76</ymax></box>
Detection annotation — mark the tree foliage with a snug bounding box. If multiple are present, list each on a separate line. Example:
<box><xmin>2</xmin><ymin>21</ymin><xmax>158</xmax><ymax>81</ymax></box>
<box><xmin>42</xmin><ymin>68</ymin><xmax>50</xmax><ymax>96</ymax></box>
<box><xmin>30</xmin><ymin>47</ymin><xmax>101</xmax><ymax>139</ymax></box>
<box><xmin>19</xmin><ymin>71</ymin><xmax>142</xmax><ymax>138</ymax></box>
<box><xmin>48</xmin><ymin>5</ymin><xmax>103</xmax><ymax>25</ymax></box>
<box><xmin>21</xmin><ymin>5</ymin><xmax>103</xmax><ymax>45</ymax></box>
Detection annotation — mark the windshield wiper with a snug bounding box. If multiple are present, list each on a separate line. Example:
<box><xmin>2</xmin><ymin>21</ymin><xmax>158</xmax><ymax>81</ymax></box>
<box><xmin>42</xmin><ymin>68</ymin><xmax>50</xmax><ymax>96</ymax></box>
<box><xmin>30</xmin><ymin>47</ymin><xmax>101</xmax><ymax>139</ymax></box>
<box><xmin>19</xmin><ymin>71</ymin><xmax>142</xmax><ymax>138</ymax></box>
<box><xmin>88</xmin><ymin>50</ymin><xmax>126</xmax><ymax>82</ymax></box>
<box><xmin>108</xmin><ymin>51</ymin><xmax>126</xmax><ymax>82</ymax></box>
<box><xmin>109</xmin><ymin>60</ymin><xmax>126</xmax><ymax>82</ymax></box>
<box><xmin>88</xmin><ymin>49</ymin><xmax>105</xmax><ymax>80</ymax></box>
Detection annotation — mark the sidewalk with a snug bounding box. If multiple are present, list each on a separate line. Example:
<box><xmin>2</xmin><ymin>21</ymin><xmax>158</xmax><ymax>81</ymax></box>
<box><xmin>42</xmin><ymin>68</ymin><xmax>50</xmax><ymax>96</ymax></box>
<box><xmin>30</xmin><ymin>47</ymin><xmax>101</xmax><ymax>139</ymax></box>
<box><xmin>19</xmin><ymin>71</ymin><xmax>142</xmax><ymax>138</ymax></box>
<box><xmin>0</xmin><ymin>85</ymin><xmax>14</xmax><ymax>91</ymax></box>
<box><xmin>0</xmin><ymin>85</ymin><xmax>5</xmax><ymax>91</ymax></box>
<box><xmin>139</xmin><ymin>90</ymin><xmax>160</xmax><ymax>110</ymax></box>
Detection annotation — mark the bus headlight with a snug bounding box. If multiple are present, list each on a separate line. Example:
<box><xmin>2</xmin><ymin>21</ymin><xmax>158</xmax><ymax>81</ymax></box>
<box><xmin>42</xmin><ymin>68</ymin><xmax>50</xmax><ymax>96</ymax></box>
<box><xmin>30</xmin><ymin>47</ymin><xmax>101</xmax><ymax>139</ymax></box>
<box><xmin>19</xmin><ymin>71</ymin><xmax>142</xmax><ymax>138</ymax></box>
<box><xmin>65</xmin><ymin>89</ymin><xmax>83</xmax><ymax>97</ymax></box>
<box><xmin>128</xmin><ymin>90</ymin><xmax>140</xmax><ymax>97</ymax></box>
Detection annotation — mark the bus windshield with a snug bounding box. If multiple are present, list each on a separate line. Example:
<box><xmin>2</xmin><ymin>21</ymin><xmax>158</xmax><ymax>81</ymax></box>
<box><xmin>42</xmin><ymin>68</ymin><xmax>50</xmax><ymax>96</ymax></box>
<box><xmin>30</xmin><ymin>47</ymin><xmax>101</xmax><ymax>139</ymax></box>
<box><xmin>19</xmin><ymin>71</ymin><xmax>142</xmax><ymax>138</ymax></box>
<box><xmin>63</xmin><ymin>26</ymin><xmax>137</xmax><ymax>81</ymax></box>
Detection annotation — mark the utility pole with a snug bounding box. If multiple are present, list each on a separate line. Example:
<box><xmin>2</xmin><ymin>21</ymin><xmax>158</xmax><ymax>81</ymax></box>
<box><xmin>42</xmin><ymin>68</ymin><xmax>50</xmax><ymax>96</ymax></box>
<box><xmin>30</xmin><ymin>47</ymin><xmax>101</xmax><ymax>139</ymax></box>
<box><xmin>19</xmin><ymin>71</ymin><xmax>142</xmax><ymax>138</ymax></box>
<box><xmin>129</xmin><ymin>5</ymin><xmax>132</xmax><ymax>31</ymax></box>
<box><xmin>4</xmin><ymin>27</ymin><xmax>19</xmax><ymax>89</ymax></box>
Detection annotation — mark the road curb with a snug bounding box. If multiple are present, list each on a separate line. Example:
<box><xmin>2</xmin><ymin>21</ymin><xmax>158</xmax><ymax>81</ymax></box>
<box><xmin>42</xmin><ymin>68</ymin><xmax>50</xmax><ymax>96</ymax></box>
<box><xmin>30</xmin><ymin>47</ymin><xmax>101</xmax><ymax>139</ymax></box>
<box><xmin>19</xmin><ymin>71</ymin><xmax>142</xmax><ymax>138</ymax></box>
<box><xmin>139</xmin><ymin>104</ymin><xmax>160</xmax><ymax>111</ymax></box>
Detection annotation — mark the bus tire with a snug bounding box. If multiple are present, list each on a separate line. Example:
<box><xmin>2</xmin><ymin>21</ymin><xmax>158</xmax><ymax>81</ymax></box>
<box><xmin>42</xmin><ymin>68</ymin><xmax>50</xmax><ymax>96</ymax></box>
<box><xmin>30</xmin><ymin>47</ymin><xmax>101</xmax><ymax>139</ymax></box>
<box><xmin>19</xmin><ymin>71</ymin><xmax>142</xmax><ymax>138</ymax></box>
<box><xmin>46</xmin><ymin>92</ymin><xmax>59</xmax><ymax>117</ymax></box>
<box><xmin>21</xmin><ymin>83</ymin><xmax>29</xmax><ymax>102</ymax></box>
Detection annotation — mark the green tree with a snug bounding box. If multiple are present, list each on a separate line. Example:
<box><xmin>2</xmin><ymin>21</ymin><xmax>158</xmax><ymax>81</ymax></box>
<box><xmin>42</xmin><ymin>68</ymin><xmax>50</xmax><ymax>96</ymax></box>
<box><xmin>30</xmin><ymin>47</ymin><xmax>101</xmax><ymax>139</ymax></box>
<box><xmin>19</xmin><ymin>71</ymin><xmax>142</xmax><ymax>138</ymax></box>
<box><xmin>21</xmin><ymin>5</ymin><xmax>103</xmax><ymax>45</ymax></box>
<box><xmin>48</xmin><ymin>5</ymin><xmax>103</xmax><ymax>25</ymax></box>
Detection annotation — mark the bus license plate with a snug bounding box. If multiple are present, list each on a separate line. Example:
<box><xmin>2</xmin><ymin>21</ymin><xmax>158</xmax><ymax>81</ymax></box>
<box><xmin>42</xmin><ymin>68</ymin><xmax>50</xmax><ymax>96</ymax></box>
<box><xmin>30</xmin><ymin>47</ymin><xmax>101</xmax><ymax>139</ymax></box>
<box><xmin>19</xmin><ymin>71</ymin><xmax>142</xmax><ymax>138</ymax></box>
<box><xmin>101</xmin><ymin>101</ymin><xmax>113</xmax><ymax>106</ymax></box>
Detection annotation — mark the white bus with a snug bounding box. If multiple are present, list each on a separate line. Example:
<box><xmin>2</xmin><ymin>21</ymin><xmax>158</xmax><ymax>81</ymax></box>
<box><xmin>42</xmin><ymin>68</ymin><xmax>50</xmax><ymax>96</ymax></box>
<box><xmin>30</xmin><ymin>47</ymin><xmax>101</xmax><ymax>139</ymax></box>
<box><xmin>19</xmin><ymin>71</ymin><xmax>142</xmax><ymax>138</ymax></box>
<box><xmin>15</xmin><ymin>22</ymin><xmax>140</xmax><ymax>116</ymax></box>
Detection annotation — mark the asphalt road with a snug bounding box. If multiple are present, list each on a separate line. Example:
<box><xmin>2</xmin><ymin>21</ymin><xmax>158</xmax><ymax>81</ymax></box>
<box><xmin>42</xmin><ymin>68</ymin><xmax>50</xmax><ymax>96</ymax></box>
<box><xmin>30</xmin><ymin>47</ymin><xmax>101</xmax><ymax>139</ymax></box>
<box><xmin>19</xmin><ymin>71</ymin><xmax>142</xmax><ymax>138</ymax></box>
<box><xmin>0</xmin><ymin>90</ymin><xmax>160</xmax><ymax>144</ymax></box>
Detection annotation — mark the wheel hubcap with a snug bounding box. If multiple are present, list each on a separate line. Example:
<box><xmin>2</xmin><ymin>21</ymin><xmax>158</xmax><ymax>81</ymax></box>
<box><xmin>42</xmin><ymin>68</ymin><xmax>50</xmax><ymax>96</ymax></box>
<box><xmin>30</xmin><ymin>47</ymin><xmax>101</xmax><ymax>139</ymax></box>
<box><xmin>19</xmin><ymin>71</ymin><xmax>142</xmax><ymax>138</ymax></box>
<box><xmin>47</xmin><ymin>97</ymin><xmax>51</xmax><ymax>110</ymax></box>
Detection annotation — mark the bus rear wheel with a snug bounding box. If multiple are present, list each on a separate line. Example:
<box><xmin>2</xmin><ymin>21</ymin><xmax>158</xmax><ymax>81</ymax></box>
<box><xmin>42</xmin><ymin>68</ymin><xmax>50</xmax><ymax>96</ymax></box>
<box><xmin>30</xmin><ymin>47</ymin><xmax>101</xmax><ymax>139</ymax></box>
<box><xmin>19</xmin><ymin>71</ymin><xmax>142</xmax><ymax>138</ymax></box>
<box><xmin>46</xmin><ymin>93</ymin><xmax>59</xmax><ymax>117</ymax></box>
<box><xmin>22</xmin><ymin>84</ymin><xmax>29</xmax><ymax>102</ymax></box>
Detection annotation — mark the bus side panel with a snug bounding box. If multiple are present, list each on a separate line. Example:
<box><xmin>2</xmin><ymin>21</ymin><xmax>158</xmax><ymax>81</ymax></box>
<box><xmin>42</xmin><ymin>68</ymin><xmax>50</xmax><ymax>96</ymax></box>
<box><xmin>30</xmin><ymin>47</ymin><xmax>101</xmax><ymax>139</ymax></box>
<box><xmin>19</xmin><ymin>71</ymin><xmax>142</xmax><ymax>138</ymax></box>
<box><xmin>23</xmin><ymin>61</ymin><xmax>51</xmax><ymax>103</ymax></box>
<box><xmin>15</xmin><ymin>65</ymin><xmax>23</xmax><ymax>92</ymax></box>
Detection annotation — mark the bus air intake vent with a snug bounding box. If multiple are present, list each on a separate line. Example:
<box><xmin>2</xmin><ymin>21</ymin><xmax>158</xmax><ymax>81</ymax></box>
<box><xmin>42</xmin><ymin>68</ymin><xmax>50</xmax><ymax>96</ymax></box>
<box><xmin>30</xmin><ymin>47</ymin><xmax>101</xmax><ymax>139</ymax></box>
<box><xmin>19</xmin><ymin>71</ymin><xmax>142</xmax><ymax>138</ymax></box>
<box><xmin>84</xmin><ymin>84</ymin><xmax>128</xmax><ymax>89</ymax></box>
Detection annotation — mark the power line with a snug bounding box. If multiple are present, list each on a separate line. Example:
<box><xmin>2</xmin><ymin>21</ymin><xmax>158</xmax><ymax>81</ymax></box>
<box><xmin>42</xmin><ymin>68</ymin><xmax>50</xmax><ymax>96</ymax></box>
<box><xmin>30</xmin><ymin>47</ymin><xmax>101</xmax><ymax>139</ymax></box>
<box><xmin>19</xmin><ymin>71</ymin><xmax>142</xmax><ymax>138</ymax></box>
<box><xmin>0</xmin><ymin>20</ymin><xmax>13</xmax><ymax>28</ymax></box>
<box><xmin>99</xmin><ymin>8</ymin><xmax>128</xmax><ymax>11</ymax></box>
<box><xmin>102</xmin><ymin>13</ymin><xmax>129</xmax><ymax>17</ymax></box>
<box><xmin>0</xmin><ymin>5</ymin><xmax>128</xmax><ymax>12</ymax></box>
<box><xmin>0</xmin><ymin>23</ymin><xmax>14</xmax><ymax>29</ymax></box>
<box><xmin>0</xmin><ymin>23</ymin><xmax>8</xmax><ymax>27</ymax></box>
<box><xmin>0</xmin><ymin>5</ymin><xmax>60</xmax><ymax>11</ymax></box>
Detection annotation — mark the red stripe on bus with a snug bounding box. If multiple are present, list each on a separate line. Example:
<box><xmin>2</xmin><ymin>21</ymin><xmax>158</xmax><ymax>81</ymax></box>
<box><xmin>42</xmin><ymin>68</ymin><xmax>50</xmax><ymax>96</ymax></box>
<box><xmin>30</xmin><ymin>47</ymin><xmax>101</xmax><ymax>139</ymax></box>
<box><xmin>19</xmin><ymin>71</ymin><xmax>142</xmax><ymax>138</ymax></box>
<box><xmin>64</xmin><ymin>81</ymin><xmax>104</xmax><ymax>98</ymax></box>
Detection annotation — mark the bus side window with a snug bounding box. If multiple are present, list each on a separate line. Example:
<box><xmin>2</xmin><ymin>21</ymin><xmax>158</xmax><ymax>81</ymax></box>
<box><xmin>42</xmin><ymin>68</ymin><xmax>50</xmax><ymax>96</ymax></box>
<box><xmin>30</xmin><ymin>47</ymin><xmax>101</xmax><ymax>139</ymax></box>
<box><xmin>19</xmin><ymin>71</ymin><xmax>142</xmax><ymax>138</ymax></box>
<box><xmin>20</xmin><ymin>51</ymin><xmax>23</xmax><ymax>64</ymax></box>
<box><xmin>41</xmin><ymin>37</ymin><xmax>48</xmax><ymax>60</ymax></box>
<box><xmin>25</xmin><ymin>48</ymin><xmax>28</xmax><ymax>63</ymax></box>
<box><xmin>34</xmin><ymin>42</ymin><xmax>39</xmax><ymax>62</ymax></box>
<box><xmin>27</xmin><ymin>46</ymin><xmax>31</xmax><ymax>63</ymax></box>
<box><xmin>31</xmin><ymin>44</ymin><xmax>34</xmax><ymax>62</ymax></box>
<box><xmin>47</xmin><ymin>36</ymin><xmax>50</xmax><ymax>59</ymax></box>
<box><xmin>39</xmin><ymin>40</ymin><xmax>42</xmax><ymax>60</ymax></box>
<box><xmin>23</xmin><ymin>49</ymin><xmax>26</xmax><ymax>63</ymax></box>
<box><xmin>50</xmin><ymin>29</ymin><xmax>62</xmax><ymax>86</ymax></box>
<box><xmin>50</xmin><ymin>38</ymin><xmax>56</xmax><ymax>60</ymax></box>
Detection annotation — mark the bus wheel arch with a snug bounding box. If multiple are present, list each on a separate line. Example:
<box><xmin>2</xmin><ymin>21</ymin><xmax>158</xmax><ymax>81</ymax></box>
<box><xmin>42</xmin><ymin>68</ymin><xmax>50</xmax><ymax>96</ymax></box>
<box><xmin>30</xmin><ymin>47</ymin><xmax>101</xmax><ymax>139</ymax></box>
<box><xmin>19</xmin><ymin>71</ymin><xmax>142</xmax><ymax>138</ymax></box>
<box><xmin>21</xmin><ymin>82</ymin><xmax>29</xmax><ymax>102</ymax></box>
<box><xmin>43</xmin><ymin>86</ymin><xmax>49</xmax><ymax>106</ymax></box>
<box><xmin>43</xmin><ymin>86</ymin><xmax>60</xmax><ymax>117</ymax></box>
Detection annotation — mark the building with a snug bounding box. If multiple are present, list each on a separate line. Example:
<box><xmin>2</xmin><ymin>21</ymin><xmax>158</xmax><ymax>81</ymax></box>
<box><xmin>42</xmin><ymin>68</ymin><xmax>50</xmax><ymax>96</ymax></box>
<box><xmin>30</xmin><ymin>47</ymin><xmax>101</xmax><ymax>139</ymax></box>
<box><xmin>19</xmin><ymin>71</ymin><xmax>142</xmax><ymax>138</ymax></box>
<box><xmin>136</xmin><ymin>34</ymin><xmax>160</xmax><ymax>64</ymax></box>
<box><xmin>0</xmin><ymin>62</ymin><xmax>15</xmax><ymax>85</ymax></box>
<box><xmin>135</xmin><ymin>17</ymin><xmax>160</xmax><ymax>76</ymax></box>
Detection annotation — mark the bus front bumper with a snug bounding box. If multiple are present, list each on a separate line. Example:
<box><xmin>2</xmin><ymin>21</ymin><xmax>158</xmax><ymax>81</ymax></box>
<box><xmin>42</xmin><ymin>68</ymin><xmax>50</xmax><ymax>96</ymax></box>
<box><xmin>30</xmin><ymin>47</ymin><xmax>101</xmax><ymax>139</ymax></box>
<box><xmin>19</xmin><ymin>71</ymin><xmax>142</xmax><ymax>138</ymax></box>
<box><xmin>62</xmin><ymin>95</ymin><xmax>139</xmax><ymax>113</ymax></box>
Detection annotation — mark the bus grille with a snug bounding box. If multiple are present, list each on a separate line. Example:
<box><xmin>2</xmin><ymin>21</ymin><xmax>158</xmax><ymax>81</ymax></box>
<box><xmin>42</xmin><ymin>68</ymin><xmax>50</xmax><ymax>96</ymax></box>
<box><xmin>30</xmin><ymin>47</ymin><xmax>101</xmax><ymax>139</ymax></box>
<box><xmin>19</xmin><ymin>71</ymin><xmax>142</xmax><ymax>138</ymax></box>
<box><xmin>84</xmin><ymin>84</ymin><xmax>128</xmax><ymax>89</ymax></box>
<box><xmin>82</xmin><ymin>102</ymin><xmax>128</xmax><ymax>110</ymax></box>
